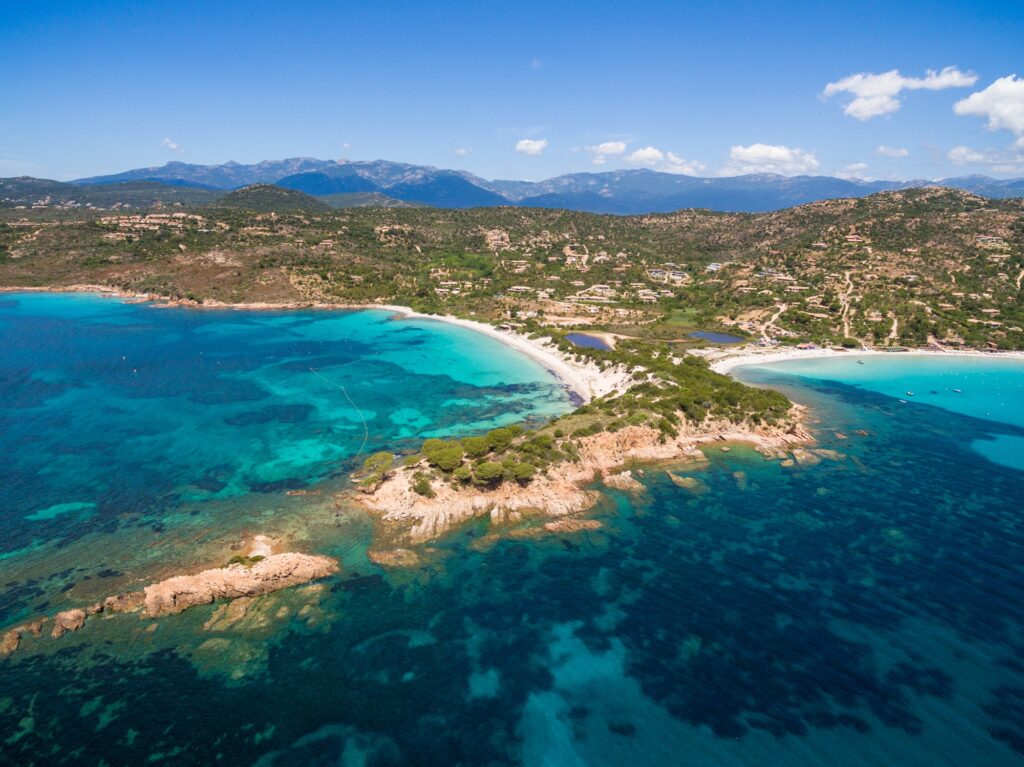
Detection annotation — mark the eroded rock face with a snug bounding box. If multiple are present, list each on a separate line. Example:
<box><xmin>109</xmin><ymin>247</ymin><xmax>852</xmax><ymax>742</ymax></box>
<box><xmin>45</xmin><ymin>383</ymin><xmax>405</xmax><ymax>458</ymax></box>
<box><xmin>104</xmin><ymin>592</ymin><xmax>145</xmax><ymax>613</ymax></box>
<box><xmin>23</xmin><ymin>619</ymin><xmax>46</xmax><ymax>637</ymax></box>
<box><xmin>142</xmin><ymin>553</ymin><xmax>339</xmax><ymax>618</ymax></box>
<box><xmin>51</xmin><ymin>609</ymin><xmax>86</xmax><ymax>639</ymax></box>
<box><xmin>603</xmin><ymin>471</ymin><xmax>644</xmax><ymax>492</ymax></box>
<box><xmin>0</xmin><ymin>630</ymin><xmax>20</xmax><ymax>657</ymax></box>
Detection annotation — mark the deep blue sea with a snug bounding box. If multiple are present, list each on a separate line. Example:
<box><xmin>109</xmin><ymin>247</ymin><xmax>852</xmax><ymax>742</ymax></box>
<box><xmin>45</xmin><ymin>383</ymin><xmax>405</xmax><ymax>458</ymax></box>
<box><xmin>2</xmin><ymin>295</ymin><xmax>1024</xmax><ymax>766</ymax></box>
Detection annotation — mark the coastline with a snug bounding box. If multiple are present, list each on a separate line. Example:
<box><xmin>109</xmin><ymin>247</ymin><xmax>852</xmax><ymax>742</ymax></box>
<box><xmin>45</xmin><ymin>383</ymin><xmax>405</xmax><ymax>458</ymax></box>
<box><xmin>701</xmin><ymin>345</ymin><xmax>1024</xmax><ymax>374</ymax></box>
<box><xmin>359</xmin><ymin>411</ymin><xmax>813</xmax><ymax>545</ymax></box>
<box><xmin>378</xmin><ymin>305</ymin><xmax>632</xmax><ymax>403</ymax></box>
<box><xmin>0</xmin><ymin>285</ymin><xmax>629</xmax><ymax>404</ymax></box>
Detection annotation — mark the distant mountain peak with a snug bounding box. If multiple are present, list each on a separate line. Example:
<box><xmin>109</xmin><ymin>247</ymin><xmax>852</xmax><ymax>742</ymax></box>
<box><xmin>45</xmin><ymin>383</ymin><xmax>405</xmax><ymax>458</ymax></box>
<box><xmin>63</xmin><ymin>158</ymin><xmax>1024</xmax><ymax>214</ymax></box>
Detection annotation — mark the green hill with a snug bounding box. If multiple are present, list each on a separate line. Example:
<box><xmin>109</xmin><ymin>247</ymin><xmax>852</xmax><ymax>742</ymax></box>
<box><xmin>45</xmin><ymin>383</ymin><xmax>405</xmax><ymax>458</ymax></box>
<box><xmin>0</xmin><ymin>177</ymin><xmax>222</xmax><ymax>209</ymax></box>
<box><xmin>319</xmin><ymin>192</ymin><xmax>423</xmax><ymax>209</ymax></box>
<box><xmin>211</xmin><ymin>185</ymin><xmax>330</xmax><ymax>212</ymax></box>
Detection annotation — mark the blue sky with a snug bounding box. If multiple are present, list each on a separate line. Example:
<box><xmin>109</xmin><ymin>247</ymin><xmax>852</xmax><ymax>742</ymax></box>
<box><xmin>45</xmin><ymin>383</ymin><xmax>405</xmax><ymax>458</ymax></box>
<box><xmin>2</xmin><ymin>0</ymin><xmax>1022</xmax><ymax>181</ymax></box>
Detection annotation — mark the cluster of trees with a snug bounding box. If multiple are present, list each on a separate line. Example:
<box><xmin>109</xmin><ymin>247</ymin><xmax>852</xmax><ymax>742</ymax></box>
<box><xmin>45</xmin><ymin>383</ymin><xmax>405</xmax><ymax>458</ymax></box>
<box><xmin>356</xmin><ymin>331</ymin><xmax>796</xmax><ymax>498</ymax></box>
<box><xmin>417</xmin><ymin>427</ymin><xmax>539</xmax><ymax>492</ymax></box>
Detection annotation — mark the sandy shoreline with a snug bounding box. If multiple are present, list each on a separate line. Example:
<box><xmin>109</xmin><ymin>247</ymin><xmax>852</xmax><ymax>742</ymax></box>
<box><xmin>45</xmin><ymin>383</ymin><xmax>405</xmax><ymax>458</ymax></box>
<box><xmin>701</xmin><ymin>345</ymin><xmax>1024</xmax><ymax>374</ymax></box>
<box><xmin>9</xmin><ymin>284</ymin><xmax>1024</xmax><ymax>395</ymax></box>
<box><xmin>377</xmin><ymin>305</ymin><xmax>631</xmax><ymax>402</ymax></box>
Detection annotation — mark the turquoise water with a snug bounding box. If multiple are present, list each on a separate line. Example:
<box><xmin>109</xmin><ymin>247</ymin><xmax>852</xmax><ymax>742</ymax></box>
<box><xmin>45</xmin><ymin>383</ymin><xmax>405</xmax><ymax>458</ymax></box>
<box><xmin>757</xmin><ymin>354</ymin><xmax>1024</xmax><ymax>470</ymax></box>
<box><xmin>2</xmin><ymin>297</ymin><xmax>1024</xmax><ymax>765</ymax></box>
<box><xmin>0</xmin><ymin>292</ymin><xmax>571</xmax><ymax>611</ymax></box>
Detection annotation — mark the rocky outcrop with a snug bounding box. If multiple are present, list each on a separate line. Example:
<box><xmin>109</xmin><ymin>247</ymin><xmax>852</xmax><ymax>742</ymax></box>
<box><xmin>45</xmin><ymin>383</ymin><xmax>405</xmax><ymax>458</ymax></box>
<box><xmin>0</xmin><ymin>618</ymin><xmax>49</xmax><ymax>657</ymax></box>
<box><xmin>51</xmin><ymin>609</ymin><xmax>86</xmax><ymax>639</ymax></box>
<box><xmin>0</xmin><ymin>549</ymin><xmax>338</xmax><ymax>659</ymax></box>
<box><xmin>359</xmin><ymin>409</ymin><xmax>814</xmax><ymax>545</ymax></box>
<box><xmin>367</xmin><ymin>548</ymin><xmax>422</xmax><ymax>568</ymax></box>
<box><xmin>543</xmin><ymin>518</ymin><xmax>602</xmax><ymax>533</ymax></box>
<box><xmin>0</xmin><ymin>630</ymin><xmax>20</xmax><ymax>657</ymax></box>
<box><xmin>142</xmin><ymin>553</ymin><xmax>339</xmax><ymax>617</ymax></box>
<box><xmin>104</xmin><ymin>592</ymin><xmax>145</xmax><ymax>613</ymax></box>
<box><xmin>603</xmin><ymin>470</ymin><xmax>644</xmax><ymax>492</ymax></box>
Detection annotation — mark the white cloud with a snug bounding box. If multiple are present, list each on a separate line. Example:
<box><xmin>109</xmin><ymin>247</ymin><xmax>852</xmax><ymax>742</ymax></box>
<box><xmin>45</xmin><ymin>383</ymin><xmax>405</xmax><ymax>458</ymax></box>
<box><xmin>836</xmin><ymin>162</ymin><xmax>870</xmax><ymax>180</ymax></box>
<box><xmin>954</xmin><ymin>75</ymin><xmax>1024</xmax><ymax>136</ymax></box>
<box><xmin>626</xmin><ymin>146</ymin><xmax>665</xmax><ymax>164</ymax></box>
<box><xmin>578</xmin><ymin>141</ymin><xmax>704</xmax><ymax>174</ymax></box>
<box><xmin>948</xmin><ymin>145</ymin><xmax>986</xmax><ymax>164</ymax></box>
<box><xmin>664</xmin><ymin>151</ymin><xmax>706</xmax><ymax>175</ymax></box>
<box><xmin>162</xmin><ymin>138</ymin><xmax>184</xmax><ymax>153</ymax></box>
<box><xmin>453</xmin><ymin>147</ymin><xmax>471</xmax><ymax>156</ymax></box>
<box><xmin>585</xmin><ymin>141</ymin><xmax>627</xmax><ymax>165</ymax></box>
<box><xmin>823</xmin><ymin>67</ymin><xmax>977</xmax><ymax>120</ymax></box>
<box><xmin>590</xmin><ymin>141</ymin><xmax>626</xmax><ymax>156</ymax></box>
<box><xmin>946</xmin><ymin>144</ymin><xmax>1024</xmax><ymax>174</ymax></box>
<box><xmin>722</xmin><ymin>143</ymin><xmax>819</xmax><ymax>175</ymax></box>
<box><xmin>876</xmin><ymin>145</ymin><xmax>909</xmax><ymax>158</ymax></box>
<box><xmin>516</xmin><ymin>138</ymin><xmax>548</xmax><ymax>156</ymax></box>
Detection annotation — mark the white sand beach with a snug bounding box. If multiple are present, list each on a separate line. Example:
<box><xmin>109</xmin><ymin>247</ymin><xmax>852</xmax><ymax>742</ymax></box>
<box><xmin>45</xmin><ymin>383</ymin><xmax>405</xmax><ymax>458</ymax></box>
<box><xmin>700</xmin><ymin>345</ymin><xmax>1024</xmax><ymax>375</ymax></box>
<box><xmin>379</xmin><ymin>305</ymin><xmax>633</xmax><ymax>403</ymax></box>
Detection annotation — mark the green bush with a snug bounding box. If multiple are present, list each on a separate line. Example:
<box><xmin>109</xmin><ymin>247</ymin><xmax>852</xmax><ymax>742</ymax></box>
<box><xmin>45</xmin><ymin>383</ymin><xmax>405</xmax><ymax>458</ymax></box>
<box><xmin>421</xmin><ymin>438</ymin><xmax>448</xmax><ymax>456</ymax></box>
<box><xmin>228</xmin><ymin>554</ymin><xmax>265</xmax><ymax>567</ymax></box>
<box><xmin>461</xmin><ymin>435</ymin><xmax>491</xmax><ymax>457</ymax></box>
<box><xmin>362</xmin><ymin>451</ymin><xmax>394</xmax><ymax>476</ymax></box>
<box><xmin>486</xmin><ymin>427</ymin><xmax>514</xmax><ymax>452</ymax></box>
<box><xmin>426</xmin><ymin>444</ymin><xmax>464</xmax><ymax>472</ymax></box>
<box><xmin>474</xmin><ymin>461</ymin><xmax>504</xmax><ymax>485</ymax></box>
<box><xmin>510</xmin><ymin>462</ymin><xmax>535</xmax><ymax>483</ymax></box>
<box><xmin>412</xmin><ymin>472</ymin><xmax>435</xmax><ymax>498</ymax></box>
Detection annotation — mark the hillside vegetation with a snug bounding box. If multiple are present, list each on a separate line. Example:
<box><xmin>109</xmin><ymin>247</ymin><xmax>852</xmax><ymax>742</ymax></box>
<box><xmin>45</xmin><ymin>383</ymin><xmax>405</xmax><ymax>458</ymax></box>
<box><xmin>0</xmin><ymin>187</ymin><xmax>1022</xmax><ymax>350</ymax></box>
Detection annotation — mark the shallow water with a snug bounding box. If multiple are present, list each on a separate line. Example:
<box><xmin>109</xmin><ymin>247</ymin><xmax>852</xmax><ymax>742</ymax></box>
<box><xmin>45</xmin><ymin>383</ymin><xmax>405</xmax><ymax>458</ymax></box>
<box><xmin>2</xmin><ymin>297</ymin><xmax>1024</xmax><ymax>766</ymax></box>
<box><xmin>756</xmin><ymin>354</ymin><xmax>1024</xmax><ymax>469</ymax></box>
<box><xmin>0</xmin><ymin>293</ymin><xmax>571</xmax><ymax>612</ymax></box>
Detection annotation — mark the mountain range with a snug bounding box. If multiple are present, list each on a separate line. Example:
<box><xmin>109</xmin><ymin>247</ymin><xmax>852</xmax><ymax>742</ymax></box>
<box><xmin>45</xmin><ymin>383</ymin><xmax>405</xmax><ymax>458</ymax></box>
<box><xmin>6</xmin><ymin>158</ymin><xmax>1024</xmax><ymax>214</ymax></box>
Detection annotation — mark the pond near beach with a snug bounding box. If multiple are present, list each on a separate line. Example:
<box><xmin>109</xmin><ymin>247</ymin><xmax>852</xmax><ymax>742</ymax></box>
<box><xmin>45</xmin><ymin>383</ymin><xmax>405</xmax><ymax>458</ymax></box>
<box><xmin>566</xmin><ymin>332</ymin><xmax>612</xmax><ymax>351</ymax></box>
<box><xmin>689</xmin><ymin>330</ymin><xmax>746</xmax><ymax>344</ymax></box>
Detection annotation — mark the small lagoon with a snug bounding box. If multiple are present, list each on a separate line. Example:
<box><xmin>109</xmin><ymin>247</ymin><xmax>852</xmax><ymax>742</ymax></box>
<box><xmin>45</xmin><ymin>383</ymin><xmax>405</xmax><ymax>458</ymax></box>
<box><xmin>566</xmin><ymin>332</ymin><xmax>612</xmax><ymax>351</ymax></box>
<box><xmin>689</xmin><ymin>330</ymin><xmax>746</xmax><ymax>344</ymax></box>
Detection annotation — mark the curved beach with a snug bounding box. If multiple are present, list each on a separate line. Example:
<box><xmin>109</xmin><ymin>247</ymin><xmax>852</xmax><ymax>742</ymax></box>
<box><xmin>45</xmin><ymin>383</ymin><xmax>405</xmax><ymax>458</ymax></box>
<box><xmin>702</xmin><ymin>345</ymin><xmax>1024</xmax><ymax>375</ymax></box>
<box><xmin>379</xmin><ymin>304</ymin><xmax>633</xmax><ymax>403</ymax></box>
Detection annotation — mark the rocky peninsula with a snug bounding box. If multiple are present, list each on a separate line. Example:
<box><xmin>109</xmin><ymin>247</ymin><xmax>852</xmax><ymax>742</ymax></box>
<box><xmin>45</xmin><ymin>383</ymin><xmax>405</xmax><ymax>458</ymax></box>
<box><xmin>359</xmin><ymin>410</ymin><xmax>812</xmax><ymax>544</ymax></box>
<box><xmin>1</xmin><ymin>551</ymin><xmax>338</xmax><ymax>658</ymax></box>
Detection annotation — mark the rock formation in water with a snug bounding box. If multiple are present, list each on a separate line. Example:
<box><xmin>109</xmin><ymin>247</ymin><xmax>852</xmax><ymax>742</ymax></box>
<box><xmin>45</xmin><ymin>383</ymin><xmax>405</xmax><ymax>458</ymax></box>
<box><xmin>360</xmin><ymin>411</ymin><xmax>814</xmax><ymax>544</ymax></box>
<box><xmin>51</xmin><ymin>609</ymin><xmax>87</xmax><ymax>638</ymax></box>
<box><xmin>142</xmin><ymin>553</ymin><xmax>339</xmax><ymax>617</ymax></box>
<box><xmin>0</xmin><ymin>550</ymin><xmax>338</xmax><ymax>658</ymax></box>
